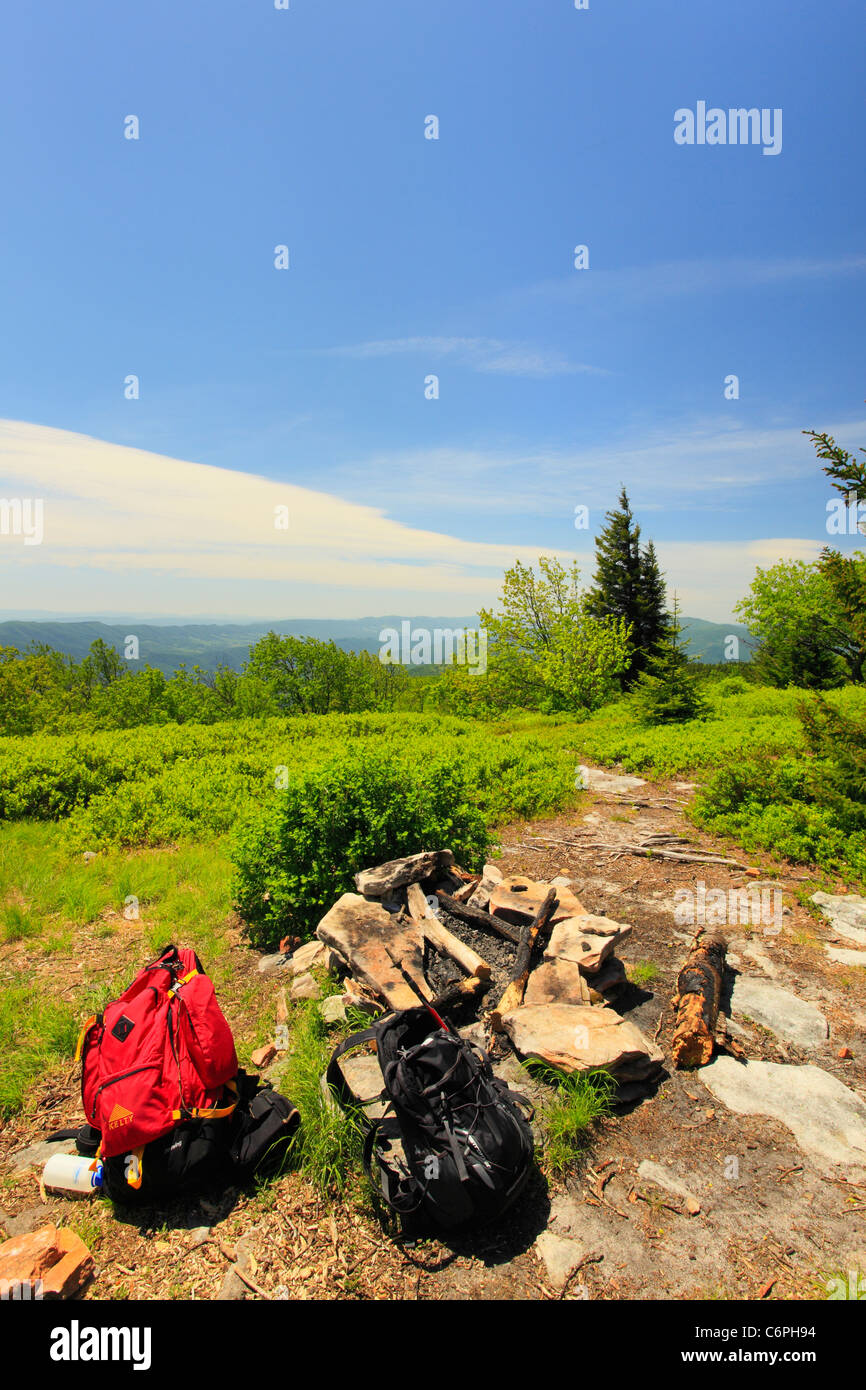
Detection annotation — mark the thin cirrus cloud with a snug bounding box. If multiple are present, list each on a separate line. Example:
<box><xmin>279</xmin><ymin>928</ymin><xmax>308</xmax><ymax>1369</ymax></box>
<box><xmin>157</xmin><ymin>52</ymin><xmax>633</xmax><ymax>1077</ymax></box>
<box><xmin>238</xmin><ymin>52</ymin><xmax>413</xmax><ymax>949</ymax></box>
<box><xmin>503</xmin><ymin>253</ymin><xmax>866</xmax><ymax>312</ymax></box>
<box><xmin>331</xmin><ymin>417</ymin><xmax>866</xmax><ymax>518</ymax></box>
<box><xmin>317</xmin><ymin>336</ymin><xmax>603</xmax><ymax>377</ymax></box>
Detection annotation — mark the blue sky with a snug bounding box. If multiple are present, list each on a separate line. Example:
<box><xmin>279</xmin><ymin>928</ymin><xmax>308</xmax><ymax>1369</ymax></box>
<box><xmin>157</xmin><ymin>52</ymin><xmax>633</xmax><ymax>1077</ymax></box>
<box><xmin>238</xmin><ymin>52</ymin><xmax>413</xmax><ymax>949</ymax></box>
<box><xmin>1</xmin><ymin>0</ymin><xmax>864</xmax><ymax>622</ymax></box>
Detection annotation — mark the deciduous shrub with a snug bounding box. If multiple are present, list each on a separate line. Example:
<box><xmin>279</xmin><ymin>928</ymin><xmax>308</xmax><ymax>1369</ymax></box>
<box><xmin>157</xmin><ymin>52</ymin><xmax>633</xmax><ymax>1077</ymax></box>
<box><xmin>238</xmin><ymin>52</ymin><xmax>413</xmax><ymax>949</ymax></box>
<box><xmin>232</xmin><ymin>747</ymin><xmax>492</xmax><ymax>948</ymax></box>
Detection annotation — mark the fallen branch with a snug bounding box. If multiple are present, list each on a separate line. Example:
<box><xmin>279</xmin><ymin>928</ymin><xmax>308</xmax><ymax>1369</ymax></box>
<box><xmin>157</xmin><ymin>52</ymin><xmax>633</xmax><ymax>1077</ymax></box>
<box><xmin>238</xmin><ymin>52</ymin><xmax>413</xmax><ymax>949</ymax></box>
<box><xmin>557</xmin><ymin>1250</ymin><xmax>604</xmax><ymax>1300</ymax></box>
<box><xmin>653</xmin><ymin>997</ymin><xmax>672</xmax><ymax>1043</ymax></box>
<box><xmin>434</xmin><ymin>891</ymin><xmax>520</xmax><ymax>945</ymax></box>
<box><xmin>526</xmin><ymin>834</ymin><xmax>747</xmax><ymax>869</ymax></box>
<box><xmin>215</xmin><ymin>1241</ymin><xmax>273</xmax><ymax>1301</ymax></box>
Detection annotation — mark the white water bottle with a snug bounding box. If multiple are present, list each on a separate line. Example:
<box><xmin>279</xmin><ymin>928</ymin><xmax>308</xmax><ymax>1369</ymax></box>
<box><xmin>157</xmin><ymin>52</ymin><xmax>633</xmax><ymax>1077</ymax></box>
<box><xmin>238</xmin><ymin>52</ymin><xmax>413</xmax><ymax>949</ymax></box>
<box><xmin>42</xmin><ymin>1153</ymin><xmax>103</xmax><ymax>1195</ymax></box>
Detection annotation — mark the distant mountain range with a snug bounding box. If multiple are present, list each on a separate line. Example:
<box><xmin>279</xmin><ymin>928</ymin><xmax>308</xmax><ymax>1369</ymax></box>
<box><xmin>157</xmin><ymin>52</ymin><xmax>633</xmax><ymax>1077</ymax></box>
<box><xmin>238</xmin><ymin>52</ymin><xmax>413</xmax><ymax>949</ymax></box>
<box><xmin>0</xmin><ymin>615</ymin><xmax>754</xmax><ymax>673</ymax></box>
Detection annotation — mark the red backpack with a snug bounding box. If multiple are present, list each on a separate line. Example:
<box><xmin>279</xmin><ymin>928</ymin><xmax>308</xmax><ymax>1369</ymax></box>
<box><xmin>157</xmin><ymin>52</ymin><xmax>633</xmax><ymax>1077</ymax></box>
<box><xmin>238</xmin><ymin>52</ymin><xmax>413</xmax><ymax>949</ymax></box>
<box><xmin>77</xmin><ymin>945</ymin><xmax>239</xmax><ymax>1162</ymax></box>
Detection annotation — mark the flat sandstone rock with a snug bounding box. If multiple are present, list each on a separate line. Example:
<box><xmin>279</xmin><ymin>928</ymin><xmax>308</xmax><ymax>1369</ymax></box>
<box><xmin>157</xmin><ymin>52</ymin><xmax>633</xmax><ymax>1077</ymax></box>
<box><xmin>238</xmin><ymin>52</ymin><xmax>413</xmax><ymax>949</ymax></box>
<box><xmin>0</xmin><ymin>1225</ymin><xmax>93</xmax><ymax>1300</ymax></box>
<box><xmin>489</xmin><ymin>875</ymin><xmax>585</xmax><ymax>926</ymax></box>
<box><xmin>316</xmin><ymin>892</ymin><xmax>430</xmax><ymax>1009</ymax></box>
<box><xmin>544</xmin><ymin>915</ymin><xmax>632</xmax><ymax>975</ymax></box>
<box><xmin>525</xmin><ymin>958</ymin><xmax>592</xmax><ymax>1006</ymax></box>
<box><xmin>501</xmin><ymin>1003</ymin><xmax>663</xmax><ymax>1081</ymax></box>
<box><xmin>730</xmin><ymin>975</ymin><xmax>829</xmax><ymax>1049</ymax></box>
<box><xmin>467</xmin><ymin>863</ymin><xmax>504</xmax><ymax>911</ymax></box>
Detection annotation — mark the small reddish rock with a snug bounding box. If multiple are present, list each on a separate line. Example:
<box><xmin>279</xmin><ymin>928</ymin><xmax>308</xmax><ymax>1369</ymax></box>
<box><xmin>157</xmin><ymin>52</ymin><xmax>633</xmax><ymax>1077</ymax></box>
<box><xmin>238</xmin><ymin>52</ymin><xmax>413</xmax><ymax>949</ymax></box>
<box><xmin>838</xmin><ymin>1046</ymin><xmax>854</xmax><ymax>1059</ymax></box>
<box><xmin>251</xmin><ymin>1044</ymin><xmax>277</xmax><ymax>1069</ymax></box>
<box><xmin>0</xmin><ymin>1224</ymin><xmax>93</xmax><ymax>1300</ymax></box>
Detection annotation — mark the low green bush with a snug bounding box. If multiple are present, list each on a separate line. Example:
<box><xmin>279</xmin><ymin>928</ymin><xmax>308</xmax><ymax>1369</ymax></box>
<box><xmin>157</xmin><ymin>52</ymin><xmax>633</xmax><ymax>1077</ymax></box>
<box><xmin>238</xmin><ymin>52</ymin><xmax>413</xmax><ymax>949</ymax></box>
<box><xmin>691</xmin><ymin>751</ymin><xmax>866</xmax><ymax>885</ymax></box>
<box><xmin>232</xmin><ymin>747</ymin><xmax>493</xmax><ymax>948</ymax></box>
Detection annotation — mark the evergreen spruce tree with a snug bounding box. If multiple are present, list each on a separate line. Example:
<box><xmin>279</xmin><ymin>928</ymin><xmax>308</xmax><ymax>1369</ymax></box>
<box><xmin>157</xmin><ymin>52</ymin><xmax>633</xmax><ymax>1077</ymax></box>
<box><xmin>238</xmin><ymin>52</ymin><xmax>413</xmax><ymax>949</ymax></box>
<box><xmin>629</xmin><ymin>598</ymin><xmax>708</xmax><ymax>725</ymax></box>
<box><xmin>587</xmin><ymin>487</ymin><xmax>671</xmax><ymax>687</ymax></box>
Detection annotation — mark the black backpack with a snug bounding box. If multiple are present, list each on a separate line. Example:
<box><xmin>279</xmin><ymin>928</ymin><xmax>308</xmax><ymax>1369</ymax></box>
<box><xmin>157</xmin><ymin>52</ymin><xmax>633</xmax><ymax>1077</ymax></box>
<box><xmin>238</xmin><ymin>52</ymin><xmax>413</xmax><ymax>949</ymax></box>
<box><xmin>49</xmin><ymin>1072</ymin><xmax>299</xmax><ymax>1206</ymax></box>
<box><xmin>328</xmin><ymin>1007</ymin><xmax>535</xmax><ymax>1229</ymax></box>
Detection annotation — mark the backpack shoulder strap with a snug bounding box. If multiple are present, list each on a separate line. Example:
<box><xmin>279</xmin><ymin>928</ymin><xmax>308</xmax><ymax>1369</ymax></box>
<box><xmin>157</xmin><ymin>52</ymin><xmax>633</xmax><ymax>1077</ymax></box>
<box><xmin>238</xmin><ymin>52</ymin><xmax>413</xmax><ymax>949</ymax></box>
<box><xmin>362</xmin><ymin>1117</ymin><xmax>424</xmax><ymax>1216</ymax></box>
<box><xmin>326</xmin><ymin>1026</ymin><xmax>381</xmax><ymax>1120</ymax></box>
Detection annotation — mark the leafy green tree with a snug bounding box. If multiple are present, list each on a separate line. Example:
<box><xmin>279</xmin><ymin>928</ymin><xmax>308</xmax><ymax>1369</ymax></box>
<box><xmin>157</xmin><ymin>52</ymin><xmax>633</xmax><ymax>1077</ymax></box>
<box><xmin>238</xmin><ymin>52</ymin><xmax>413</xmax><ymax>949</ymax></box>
<box><xmin>352</xmin><ymin>648</ymin><xmax>411</xmax><ymax>711</ymax></box>
<box><xmin>78</xmin><ymin>638</ymin><xmax>125</xmax><ymax>696</ymax></box>
<box><xmin>245</xmin><ymin>633</ymin><xmax>346</xmax><ymax>714</ymax></box>
<box><xmin>797</xmin><ymin>695</ymin><xmax>866</xmax><ymax>831</ymax></box>
<box><xmin>0</xmin><ymin>643</ymin><xmax>79</xmax><ymax>735</ymax></box>
<box><xmin>734</xmin><ymin>557</ymin><xmax>863</xmax><ymax>687</ymax></box>
<box><xmin>629</xmin><ymin>601</ymin><xmax>708</xmax><ymax>725</ymax></box>
<box><xmin>805</xmin><ymin>427</ymin><xmax>866</xmax><ymax>668</ymax></box>
<box><xmin>806</xmin><ymin>427</ymin><xmax>866</xmax><ymax>499</ymax></box>
<box><xmin>90</xmin><ymin>666</ymin><xmax>169</xmax><ymax>728</ymax></box>
<box><xmin>478</xmin><ymin>556</ymin><xmax>631</xmax><ymax>712</ymax></box>
<box><xmin>586</xmin><ymin>487</ymin><xmax>671</xmax><ymax>686</ymax></box>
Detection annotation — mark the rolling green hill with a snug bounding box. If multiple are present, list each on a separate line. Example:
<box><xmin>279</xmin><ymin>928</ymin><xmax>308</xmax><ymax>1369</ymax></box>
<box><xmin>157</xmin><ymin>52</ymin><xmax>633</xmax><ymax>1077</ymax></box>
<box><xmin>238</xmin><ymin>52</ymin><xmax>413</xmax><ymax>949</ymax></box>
<box><xmin>0</xmin><ymin>614</ymin><xmax>753</xmax><ymax>673</ymax></box>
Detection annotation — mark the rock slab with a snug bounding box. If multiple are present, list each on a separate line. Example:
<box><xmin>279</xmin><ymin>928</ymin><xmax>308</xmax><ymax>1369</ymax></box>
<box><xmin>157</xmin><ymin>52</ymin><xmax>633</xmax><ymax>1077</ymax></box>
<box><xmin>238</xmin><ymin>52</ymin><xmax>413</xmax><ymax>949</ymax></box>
<box><xmin>730</xmin><ymin>975</ymin><xmax>829</xmax><ymax>1049</ymax></box>
<box><xmin>354</xmin><ymin>850</ymin><xmax>454</xmax><ymax>897</ymax></box>
<box><xmin>699</xmin><ymin>1057</ymin><xmax>866</xmax><ymax>1173</ymax></box>
<box><xmin>526</xmin><ymin>958</ymin><xmax>592</xmax><ymax>1006</ymax></box>
<box><xmin>316</xmin><ymin>893</ymin><xmax>429</xmax><ymax>1009</ymax></box>
<box><xmin>502</xmin><ymin>1003</ymin><xmax>663</xmax><ymax>1081</ymax></box>
<box><xmin>637</xmin><ymin>1160</ymin><xmax>701</xmax><ymax>1210</ymax></box>
<box><xmin>467</xmin><ymin>863</ymin><xmax>503</xmax><ymax>911</ymax></box>
<box><xmin>489</xmin><ymin>875</ymin><xmax>585</xmax><ymax>926</ymax></box>
<box><xmin>576</xmin><ymin>765</ymin><xmax>646</xmax><ymax>793</ymax></box>
<box><xmin>812</xmin><ymin>892</ymin><xmax>866</xmax><ymax>948</ymax></box>
<box><xmin>335</xmin><ymin>1053</ymin><xmax>388</xmax><ymax>1119</ymax></box>
<box><xmin>826</xmin><ymin>946</ymin><xmax>866</xmax><ymax>968</ymax></box>
<box><xmin>535</xmin><ymin>1232</ymin><xmax>588</xmax><ymax>1291</ymax></box>
<box><xmin>544</xmin><ymin>915</ymin><xmax>632</xmax><ymax>975</ymax></box>
<box><xmin>9</xmin><ymin>1137</ymin><xmax>78</xmax><ymax>1173</ymax></box>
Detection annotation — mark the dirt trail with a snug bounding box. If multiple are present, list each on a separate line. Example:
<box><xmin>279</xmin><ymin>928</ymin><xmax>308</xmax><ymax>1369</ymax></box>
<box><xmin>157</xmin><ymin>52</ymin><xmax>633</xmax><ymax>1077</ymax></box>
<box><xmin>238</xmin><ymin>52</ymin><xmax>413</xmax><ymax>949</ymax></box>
<box><xmin>2</xmin><ymin>772</ymin><xmax>865</xmax><ymax>1301</ymax></box>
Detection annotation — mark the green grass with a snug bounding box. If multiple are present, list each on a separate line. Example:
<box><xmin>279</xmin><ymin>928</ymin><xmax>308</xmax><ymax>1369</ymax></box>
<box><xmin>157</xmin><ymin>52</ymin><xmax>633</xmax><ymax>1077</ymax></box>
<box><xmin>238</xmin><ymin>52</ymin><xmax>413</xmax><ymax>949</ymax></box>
<box><xmin>0</xmin><ymin>822</ymin><xmax>233</xmax><ymax>960</ymax></box>
<box><xmin>0</xmin><ymin>903</ymin><xmax>40</xmax><ymax>942</ymax></box>
<box><xmin>627</xmin><ymin>960</ymin><xmax>660</xmax><ymax>988</ymax></box>
<box><xmin>0</xmin><ymin>821</ymin><xmax>238</xmax><ymax>1116</ymax></box>
<box><xmin>0</xmin><ymin>984</ymin><xmax>78</xmax><ymax>1116</ymax></box>
<box><xmin>524</xmin><ymin>1062</ymin><xmax>616</xmax><ymax>1176</ymax></box>
<box><xmin>281</xmin><ymin>995</ymin><xmax>366</xmax><ymax>1198</ymax></box>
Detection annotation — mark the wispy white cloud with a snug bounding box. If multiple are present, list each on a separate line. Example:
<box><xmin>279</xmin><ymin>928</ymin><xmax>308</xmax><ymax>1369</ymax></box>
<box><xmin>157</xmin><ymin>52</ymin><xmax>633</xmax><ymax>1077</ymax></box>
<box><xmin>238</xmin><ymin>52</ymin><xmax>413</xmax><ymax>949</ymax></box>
<box><xmin>0</xmin><ymin>419</ymin><xmax>855</xmax><ymax>622</ymax></box>
<box><xmin>652</xmin><ymin>537</ymin><xmax>827</xmax><ymax>623</ymax></box>
<box><xmin>0</xmin><ymin>419</ymin><xmax>570</xmax><ymax>617</ymax></box>
<box><xmin>331</xmin><ymin>417</ymin><xmax>866</xmax><ymax>517</ymax></box>
<box><xmin>318</xmin><ymin>336</ymin><xmax>602</xmax><ymax>377</ymax></box>
<box><xmin>506</xmin><ymin>253</ymin><xmax>866</xmax><ymax>311</ymax></box>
